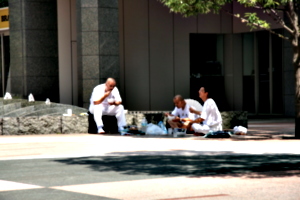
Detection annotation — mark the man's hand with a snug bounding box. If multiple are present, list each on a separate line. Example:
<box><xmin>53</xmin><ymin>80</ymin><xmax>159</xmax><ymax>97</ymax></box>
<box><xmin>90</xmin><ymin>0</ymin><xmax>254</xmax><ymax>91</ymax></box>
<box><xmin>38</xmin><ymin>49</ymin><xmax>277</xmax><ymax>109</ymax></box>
<box><xmin>94</xmin><ymin>90</ymin><xmax>112</xmax><ymax>105</ymax></box>
<box><xmin>190</xmin><ymin>118</ymin><xmax>203</xmax><ymax>125</ymax></box>
<box><xmin>173</xmin><ymin>116</ymin><xmax>180</xmax><ymax>122</ymax></box>
<box><xmin>181</xmin><ymin>118</ymin><xmax>192</xmax><ymax>122</ymax></box>
<box><xmin>114</xmin><ymin>101</ymin><xmax>122</xmax><ymax>106</ymax></box>
<box><xmin>104</xmin><ymin>90</ymin><xmax>112</xmax><ymax>98</ymax></box>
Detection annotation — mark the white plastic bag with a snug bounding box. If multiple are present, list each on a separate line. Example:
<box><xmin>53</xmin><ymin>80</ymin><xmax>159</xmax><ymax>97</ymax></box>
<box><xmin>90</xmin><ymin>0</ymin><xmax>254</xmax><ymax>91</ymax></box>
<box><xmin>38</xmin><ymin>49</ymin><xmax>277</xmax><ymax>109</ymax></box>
<box><xmin>158</xmin><ymin>121</ymin><xmax>167</xmax><ymax>134</ymax></box>
<box><xmin>233</xmin><ymin>126</ymin><xmax>247</xmax><ymax>135</ymax></box>
<box><xmin>45</xmin><ymin>98</ymin><xmax>51</xmax><ymax>105</ymax></box>
<box><xmin>4</xmin><ymin>92</ymin><xmax>12</xmax><ymax>99</ymax></box>
<box><xmin>145</xmin><ymin>123</ymin><xmax>166</xmax><ymax>135</ymax></box>
<box><xmin>28</xmin><ymin>93</ymin><xmax>35</xmax><ymax>102</ymax></box>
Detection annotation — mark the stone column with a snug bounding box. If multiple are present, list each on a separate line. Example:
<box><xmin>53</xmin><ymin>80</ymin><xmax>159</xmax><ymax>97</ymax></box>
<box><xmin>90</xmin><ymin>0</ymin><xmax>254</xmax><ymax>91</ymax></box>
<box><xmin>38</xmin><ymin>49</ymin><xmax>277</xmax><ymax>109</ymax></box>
<box><xmin>9</xmin><ymin>0</ymin><xmax>59</xmax><ymax>102</ymax></box>
<box><xmin>77</xmin><ymin>0</ymin><xmax>120</xmax><ymax>108</ymax></box>
<box><xmin>283</xmin><ymin>31</ymin><xmax>295</xmax><ymax>117</ymax></box>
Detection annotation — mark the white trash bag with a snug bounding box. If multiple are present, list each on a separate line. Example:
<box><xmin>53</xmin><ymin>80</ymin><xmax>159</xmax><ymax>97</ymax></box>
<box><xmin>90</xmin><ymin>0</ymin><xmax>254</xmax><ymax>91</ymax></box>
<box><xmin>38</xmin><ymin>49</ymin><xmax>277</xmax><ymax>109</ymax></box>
<box><xmin>145</xmin><ymin>123</ymin><xmax>166</xmax><ymax>135</ymax></box>
<box><xmin>233</xmin><ymin>126</ymin><xmax>247</xmax><ymax>135</ymax></box>
<box><xmin>28</xmin><ymin>93</ymin><xmax>35</xmax><ymax>102</ymax></box>
<box><xmin>45</xmin><ymin>98</ymin><xmax>51</xmax><ymax>105</ymax></box>
<box><xmin>4</xmin><ymin>92</ymin><xmax>12</xmax><ymax>99</ymax></box>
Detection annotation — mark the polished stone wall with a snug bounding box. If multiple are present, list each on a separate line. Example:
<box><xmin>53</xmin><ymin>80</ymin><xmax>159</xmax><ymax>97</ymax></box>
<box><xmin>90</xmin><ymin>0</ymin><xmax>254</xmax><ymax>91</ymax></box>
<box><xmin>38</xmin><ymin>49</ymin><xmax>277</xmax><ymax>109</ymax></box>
<box><xmin>9</xmin><ymin>0</ymin><xmax>59</xmax><ymax>102</ymax></box>
<box><xmin>77</xmin><ymin>0</ymin><xmax>120</xmax><ymax>108</ymax></box>
<box><xmin>283</xmin><ymin>31</ymin><xmax>295</xmax><ymax>117</ymax></box>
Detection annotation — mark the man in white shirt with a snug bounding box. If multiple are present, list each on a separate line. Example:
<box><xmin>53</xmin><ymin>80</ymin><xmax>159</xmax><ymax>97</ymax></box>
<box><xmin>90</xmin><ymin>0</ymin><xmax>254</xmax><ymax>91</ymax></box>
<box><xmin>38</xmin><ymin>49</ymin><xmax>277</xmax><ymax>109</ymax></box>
<box><xmin>89</xmin><ymin>78</ymin><xmax>126</xmax><ymax>134</ymax></box>
<box><xmin>189</xmin><ymin>86</ymin><xmax>222</xmax><ymax>135</ymax></box>
<box><xmin>165</xmin><ymin>95</ymin><xmax>197</xmax><ymax>129</ymax></box>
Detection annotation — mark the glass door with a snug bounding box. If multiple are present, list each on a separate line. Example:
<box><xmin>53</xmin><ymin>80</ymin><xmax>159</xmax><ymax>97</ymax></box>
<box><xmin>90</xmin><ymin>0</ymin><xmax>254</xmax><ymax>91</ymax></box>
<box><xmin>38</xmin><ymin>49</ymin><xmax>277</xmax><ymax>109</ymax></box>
<box><xmin>190</xmin><ymin>33</ymin><xmax>226</xmax><ymax>110</ymax></box>
<box><xmin>242</xmin><ymin>30</ymin><xmax>283</xmax><ymax>115</ymax></box>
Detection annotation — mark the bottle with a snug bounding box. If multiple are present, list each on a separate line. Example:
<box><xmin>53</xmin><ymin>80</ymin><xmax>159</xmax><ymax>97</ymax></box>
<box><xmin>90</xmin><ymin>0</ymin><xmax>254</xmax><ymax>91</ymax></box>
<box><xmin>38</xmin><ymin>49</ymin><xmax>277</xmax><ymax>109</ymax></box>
<box><xmin>141</xmin><ymin>117</ymin><xmax>148</xmax><ymax>133</ymax></box>
<box><xmin>158</xmin><ymin>121</ymin><xmax>167</xmax><ymax>134</ymax></box>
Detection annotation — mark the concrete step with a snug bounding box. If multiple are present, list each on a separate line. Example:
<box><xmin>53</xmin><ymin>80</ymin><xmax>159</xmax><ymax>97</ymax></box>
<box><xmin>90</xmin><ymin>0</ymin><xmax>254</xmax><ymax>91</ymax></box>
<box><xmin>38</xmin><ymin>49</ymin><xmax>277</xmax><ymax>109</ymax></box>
<box><xmin>0</xmin><ymin>102</ymin><xmax>22</xmax><ymax>115</ymax></box>
<box><xmin>0</xmin><ymin>98</ymin><xmax>87</xmax><ymax>117</ymax></box>
<box><xmin>2</xmin><ymin>103</ymin><xmax>87</xmax><ymax>117</ymax></box>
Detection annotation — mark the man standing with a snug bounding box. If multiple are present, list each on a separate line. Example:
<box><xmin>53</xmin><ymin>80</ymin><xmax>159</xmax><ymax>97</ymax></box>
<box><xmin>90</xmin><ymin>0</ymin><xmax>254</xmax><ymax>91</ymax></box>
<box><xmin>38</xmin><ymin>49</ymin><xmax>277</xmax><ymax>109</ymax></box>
<box><xmin>189</xmin><ymin>86</ymin><xmax>222</xmax><ymax>135</ymax></box>
<box><xmin>89</xmin><ymin>78</ymin><xmax>126</xmax><ymax>134</ymax></box>
<box><xmin>165</xmin><ymin>95</ymin><xmax>197</xmax><ymax>130</ymax></box>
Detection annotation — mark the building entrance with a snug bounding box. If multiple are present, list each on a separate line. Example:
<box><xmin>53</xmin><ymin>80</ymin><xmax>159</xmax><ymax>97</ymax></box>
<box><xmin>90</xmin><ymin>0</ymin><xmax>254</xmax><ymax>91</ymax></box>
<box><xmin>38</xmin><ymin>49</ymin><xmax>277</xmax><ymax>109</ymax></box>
<box><xmin>243</xmin><ymin>31</ymin><xmax>283</xmax><ymax>115</ymax></box>
<box><xmin>190</xmin><ymin>31</ymin><xmax>283</xmax><ymax>115</ymax></box>
<box><xmin>190</xmin><ymin>33</ymin><xmax>226</xmax><ymax>111</ymax></box>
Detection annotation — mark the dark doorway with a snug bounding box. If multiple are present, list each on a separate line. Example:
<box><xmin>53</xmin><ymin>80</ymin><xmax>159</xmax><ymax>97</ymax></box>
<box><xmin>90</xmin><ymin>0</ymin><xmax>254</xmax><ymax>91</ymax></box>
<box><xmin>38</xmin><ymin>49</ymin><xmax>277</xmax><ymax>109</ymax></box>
<box><xmin>190</xmin><ymin>33</ymin><xmax>226</xmax><ymax>111</ymax></box>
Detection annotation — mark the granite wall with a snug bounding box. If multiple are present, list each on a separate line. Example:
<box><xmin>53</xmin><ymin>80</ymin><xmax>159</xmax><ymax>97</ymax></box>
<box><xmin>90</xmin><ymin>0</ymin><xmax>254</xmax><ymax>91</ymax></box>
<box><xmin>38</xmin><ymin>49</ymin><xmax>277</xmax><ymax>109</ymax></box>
<box><xmin>125</xmin><ymin>111</ymin><xmax>248</xmax><ymax>130</ymax></box>
<box><xmin>77</xmin><ymin>0</ymin><xmax>120</xmax><ymax>109</ymax></box>
<box><xmin>0</xmin><ymin>110</ymin><xmax>247</xmax><ymax>135</ymax></box>
<box><xmin>1</xmin><ymin>115</ymin><xmax>88</xmax><ymax>135</ymax></box>
<box><xmin>9</xmin><ymin>0</ymin><xmax>59</xmax><ymax>102</ymax></box>
<box><xmin>283</xmin><ymin>30</ymin><xmax>295</xmax><ymax>117</ymax></box>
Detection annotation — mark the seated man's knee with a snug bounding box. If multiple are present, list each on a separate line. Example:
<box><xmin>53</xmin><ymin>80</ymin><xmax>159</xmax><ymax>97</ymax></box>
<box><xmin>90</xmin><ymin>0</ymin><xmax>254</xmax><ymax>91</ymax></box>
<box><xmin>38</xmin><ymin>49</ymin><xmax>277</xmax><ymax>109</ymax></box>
<box><xmin>192</xmin><ymin>123</ymin><xmax>207</xmax><ymax>132</ymax></box>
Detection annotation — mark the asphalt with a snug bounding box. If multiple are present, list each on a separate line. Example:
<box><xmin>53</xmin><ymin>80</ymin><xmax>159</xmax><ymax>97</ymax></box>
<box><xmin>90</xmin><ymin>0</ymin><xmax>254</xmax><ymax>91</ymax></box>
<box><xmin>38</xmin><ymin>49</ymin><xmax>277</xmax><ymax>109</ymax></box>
<box><xmin>0</xmin><ymin>117</ymin><xmax>299</xmax><ymax>200</ymax></box>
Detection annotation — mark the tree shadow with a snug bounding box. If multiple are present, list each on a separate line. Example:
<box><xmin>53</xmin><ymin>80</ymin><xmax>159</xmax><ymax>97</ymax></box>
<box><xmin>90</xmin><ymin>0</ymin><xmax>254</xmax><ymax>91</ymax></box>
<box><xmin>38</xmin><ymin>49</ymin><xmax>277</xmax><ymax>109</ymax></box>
<box><xmin>54</xmin><ymin>151</ymin><xmax>300</xmax><ymax>178</ymax></box>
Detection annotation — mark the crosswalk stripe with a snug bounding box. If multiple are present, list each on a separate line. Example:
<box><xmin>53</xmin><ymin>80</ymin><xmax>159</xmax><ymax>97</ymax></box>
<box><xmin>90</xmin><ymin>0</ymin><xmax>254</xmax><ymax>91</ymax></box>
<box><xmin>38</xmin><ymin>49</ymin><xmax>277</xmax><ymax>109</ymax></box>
<box><xmin>0</xmin><ymin>180</ymin><xmax>43</xmax><ymax>192</ymax></box>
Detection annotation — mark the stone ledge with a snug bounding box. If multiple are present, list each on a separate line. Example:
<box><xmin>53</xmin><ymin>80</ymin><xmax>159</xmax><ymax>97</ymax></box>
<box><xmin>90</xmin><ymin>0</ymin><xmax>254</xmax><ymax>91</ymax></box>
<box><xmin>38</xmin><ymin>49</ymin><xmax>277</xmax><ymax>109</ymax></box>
<box><xmin>0</xmin><ymin>110</ymin><xmax>247</xmax><ymax>135</ymax></box>
<box><xmin>1</xmin><ymin>115</ymin><xmax>88</xmax><ymax>135</ymax></box>
<box><xmin>125</xmin><ymin>110</ymin><xmax>248</xmax><ymax>130</ymax></box>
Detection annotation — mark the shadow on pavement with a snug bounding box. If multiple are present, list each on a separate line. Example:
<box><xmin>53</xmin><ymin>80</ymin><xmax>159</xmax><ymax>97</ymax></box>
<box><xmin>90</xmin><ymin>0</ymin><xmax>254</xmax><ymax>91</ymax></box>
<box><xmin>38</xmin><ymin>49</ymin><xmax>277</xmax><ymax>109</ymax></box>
<box><xmin>55</xmin><ymin>151</ymin><xmax>300</xmax><ymax>178</ymax></box>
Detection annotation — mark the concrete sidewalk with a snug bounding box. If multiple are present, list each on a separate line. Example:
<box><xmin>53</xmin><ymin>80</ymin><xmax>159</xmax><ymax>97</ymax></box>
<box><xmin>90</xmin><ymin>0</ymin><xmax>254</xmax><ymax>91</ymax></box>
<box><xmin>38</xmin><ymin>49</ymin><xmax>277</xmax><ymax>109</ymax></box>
<box><xmin>246</xmin><ymin>117</ymin><xmax>295</xmax><ymax>139</ymax></box>
<box><xmin>0</xmin><ymin>117</ymin><xmax>299</xmax><ymax>200</ymax></box>
<box><xmin>0</xmin><ymin>116</ymin><xmax>297</xmax><ymax>161</ymax></box>
<box><xmin>1</xmin><ymin>133</ymin><xmax>300</xmax><ymax>200</ymax></box>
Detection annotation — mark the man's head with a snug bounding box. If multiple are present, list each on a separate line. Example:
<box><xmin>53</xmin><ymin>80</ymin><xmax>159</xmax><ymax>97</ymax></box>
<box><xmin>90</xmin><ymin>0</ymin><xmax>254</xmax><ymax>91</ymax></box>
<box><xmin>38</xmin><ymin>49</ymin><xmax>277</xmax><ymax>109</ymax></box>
<box><xmin>199</xmin><ymin>86</ymin><xmax>209</xmax><ymax>101</ymax></box>
<box><xmin>173</xmin><ymin>95</ymin><xmax>186</xmax><ymax>109</ymax></box>
<box><xmin>105</xmin><ymin>78</ymin><xmax>116</xmax><ymax>91</ymax></box>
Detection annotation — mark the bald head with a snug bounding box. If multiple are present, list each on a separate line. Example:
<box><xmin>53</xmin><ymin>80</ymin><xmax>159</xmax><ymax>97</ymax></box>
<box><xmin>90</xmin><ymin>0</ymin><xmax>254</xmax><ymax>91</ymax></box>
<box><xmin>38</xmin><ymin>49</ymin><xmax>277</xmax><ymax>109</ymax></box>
<box><xmin>173</xmin><ymin>94</ymin><xmax>185</xmax><ymax>109</ymax></box>
<box><xmin>105</xmin><ymin>77</ymin><xmax>116</xmax><ymax>91</ymax></box>
<box><xmin>106</xmin><ymin>77</ymin><xmax>116</xmax><ymax>84</ymax></box>
<box><xmin>173</xmin><ymin>95</ymin><xmax>184</xmax><ymax>101</ymax></box>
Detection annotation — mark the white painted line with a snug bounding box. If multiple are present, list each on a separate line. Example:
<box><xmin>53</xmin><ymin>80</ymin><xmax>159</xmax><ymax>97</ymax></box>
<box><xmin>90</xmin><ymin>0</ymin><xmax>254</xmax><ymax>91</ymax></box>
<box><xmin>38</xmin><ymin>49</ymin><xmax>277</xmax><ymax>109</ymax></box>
<box><xmin>0</xmin><ymin>180</ymin><xmax>43</xmax><ymax>192</ymax></box>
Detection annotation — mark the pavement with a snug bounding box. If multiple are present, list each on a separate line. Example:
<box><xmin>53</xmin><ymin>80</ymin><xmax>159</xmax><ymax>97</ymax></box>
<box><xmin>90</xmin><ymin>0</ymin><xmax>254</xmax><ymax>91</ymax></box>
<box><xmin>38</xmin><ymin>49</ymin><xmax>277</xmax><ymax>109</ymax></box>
<box><xmin>243</xmin><ymin>117</ymin><xmax>295</xmax><ymax>139</ymax></box>
<box><xmin>0</xmin><ymin>117</ymin><xmax>299</xmax><ymax>200</ymax></box>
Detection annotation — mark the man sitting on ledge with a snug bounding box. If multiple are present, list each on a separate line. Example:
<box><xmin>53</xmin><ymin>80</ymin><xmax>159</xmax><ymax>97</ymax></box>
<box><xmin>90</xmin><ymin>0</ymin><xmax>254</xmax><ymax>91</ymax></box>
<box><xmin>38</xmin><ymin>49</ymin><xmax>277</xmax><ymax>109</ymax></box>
<box><xmin>89</xmin><ymin>77</ymin><xmax>127</xmax><ymax>134</ymax></box>
<box><xmin>165</xmin><ymin>95</ymin><xmax>197</xmax><ymax>130</ymax></box>
<box><xmin>188</xmin><ymin>85</ymin><xmax>222</xmax><ymax>136</ymax></box>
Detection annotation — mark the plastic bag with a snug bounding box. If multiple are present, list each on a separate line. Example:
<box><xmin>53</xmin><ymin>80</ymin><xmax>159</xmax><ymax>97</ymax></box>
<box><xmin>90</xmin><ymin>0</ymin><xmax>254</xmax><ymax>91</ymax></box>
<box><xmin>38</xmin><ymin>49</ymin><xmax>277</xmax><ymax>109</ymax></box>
<box><xmin>28</xmin><ymin>93</ymin><xmax>35</xmax><ymax>102</ymax></box>
<box><xmin>145</xmin><ymin>123</ymin><xmax>166</xmax><ymax>135</ymax></box>
<box><xmin>140</xmin><ymin>117</ymin><xmax>148</xmax><ymax>133</ymax></box>
<box><xmin>233</xmin><ymin>126</ymin><xmax>247</xmax><ymax>135</ymax></box>
<box><xmin>158</xmin><ymin>121</ymin><xmax>167</xmax><ymax>134</ymax></box>
<box><xmin>4</xmin><ymin>92</ymin><xmax>12</xmax><ymax>100</ymax></box>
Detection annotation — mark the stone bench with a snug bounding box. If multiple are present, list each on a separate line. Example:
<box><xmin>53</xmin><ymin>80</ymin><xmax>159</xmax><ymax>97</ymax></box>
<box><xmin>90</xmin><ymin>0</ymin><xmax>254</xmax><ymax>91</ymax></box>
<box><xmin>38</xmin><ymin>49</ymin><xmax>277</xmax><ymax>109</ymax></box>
<box><xmin>1</xmin><ymin>115</ymin><xmax>88</xmax><ymax>135</ymax></box>
<box><xmin>125</xmin><ymin>110</ymin><xmax>248</xmax><ymax>130</ymax></box>
<box><xmin>0</xmin><ymin>110</ymin><xmax>247</xmax><ymax>135</ymax></box>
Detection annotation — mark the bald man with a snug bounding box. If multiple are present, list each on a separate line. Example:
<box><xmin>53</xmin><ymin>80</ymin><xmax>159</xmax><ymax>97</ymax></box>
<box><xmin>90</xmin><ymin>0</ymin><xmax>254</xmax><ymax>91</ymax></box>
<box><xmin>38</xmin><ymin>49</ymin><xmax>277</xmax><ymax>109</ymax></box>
<box><xmin>165</xmin><ymin>95</ymin><xmax>197</xmax><ymax>130</ymax></box>
<box><xmin>89</xmin><ymin>78</ymin><xmax>127</xmax><ymax>134</ymax></box>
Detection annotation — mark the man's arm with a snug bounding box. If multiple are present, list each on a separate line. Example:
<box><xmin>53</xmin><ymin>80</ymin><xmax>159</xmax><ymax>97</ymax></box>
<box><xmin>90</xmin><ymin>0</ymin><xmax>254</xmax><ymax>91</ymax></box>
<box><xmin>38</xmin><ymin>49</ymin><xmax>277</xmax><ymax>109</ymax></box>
<box><xmin>180</xmin><ymin>118</ymin><xmax>193</xmax><ymax>122</ymax></box>
<box><xmin>189</xmin><ymin>107</ymin><xmax>201</xmax><ymax>115</ymax></box>
<box><xmin>109</xmin><ymin>87</ymin><xmax>122</xmax><ymax>106</ymax></box>
<box><xmin>185</xmin><ymin>117</ymin><xmax>204</xmax><ymax>131</ymax></box>
<box><xmin>190</xmin><ymin>117</ymin><xmax>204</xmax><ymax>124</ymax></box>
<box><xmin>110</xmin><ymin>101</ymin><xmax>122</xmax><ymax>106</ymax></box>
<box><xmin>94</xmin><ymin>90</ymin><xmax>111</xmax><ymax>105</ymax></box>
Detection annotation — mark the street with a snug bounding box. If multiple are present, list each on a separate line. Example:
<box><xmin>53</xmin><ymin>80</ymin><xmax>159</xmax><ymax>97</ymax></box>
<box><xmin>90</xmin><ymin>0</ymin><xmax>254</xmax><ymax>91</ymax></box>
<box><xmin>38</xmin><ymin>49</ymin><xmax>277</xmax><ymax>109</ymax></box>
<box><xmin>0</xmin><ymin>133</ymin><xmax>300</xmax><ymax>200</ymax></box>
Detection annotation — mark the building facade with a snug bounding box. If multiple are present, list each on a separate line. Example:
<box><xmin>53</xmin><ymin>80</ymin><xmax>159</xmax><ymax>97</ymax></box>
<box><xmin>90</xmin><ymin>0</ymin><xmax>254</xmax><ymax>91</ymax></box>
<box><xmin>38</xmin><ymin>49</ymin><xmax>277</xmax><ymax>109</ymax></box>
<box><xmin>7</xmin><ymin>0</ymin><xmax>294</xmax><ymax>116</ymax></box>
